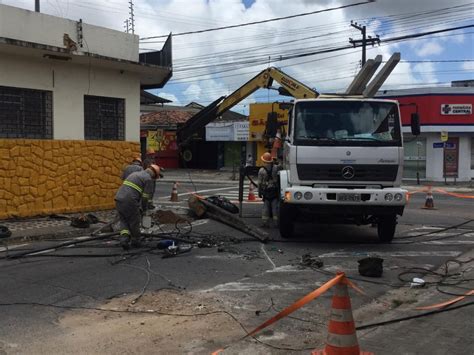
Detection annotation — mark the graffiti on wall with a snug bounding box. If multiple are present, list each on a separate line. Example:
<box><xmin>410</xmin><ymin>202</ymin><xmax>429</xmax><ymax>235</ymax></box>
<box><xmin>147</xmin><ymin>130</ymin><xmax>178</xmax><ymax>152</ymax></box>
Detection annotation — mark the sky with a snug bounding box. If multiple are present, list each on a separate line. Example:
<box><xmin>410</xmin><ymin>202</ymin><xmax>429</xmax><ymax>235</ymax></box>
<box><xmin>2</xmin><ymin>0</ymin><xmax>473</xmax><ymax>113</ymax></box>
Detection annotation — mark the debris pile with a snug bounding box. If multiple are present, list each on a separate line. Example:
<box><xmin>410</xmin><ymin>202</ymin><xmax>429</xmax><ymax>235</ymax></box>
<box><xmin>300</xmin><ymin>253</ymin><xmax>324</xmax><ymax>269</ymax></box>
<box><xmin>151</xmin><ymin>210</ymin><xmax>189</xmax><ymax>225</ymax></box>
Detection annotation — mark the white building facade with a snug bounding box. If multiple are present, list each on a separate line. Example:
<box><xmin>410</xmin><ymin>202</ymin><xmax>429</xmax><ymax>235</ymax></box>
<box><xmin>0</xmin><ymin>4</ymin><xmax>171</xmax><ymax>142</ymax></box>
<box><xmin>378</xmin><ymin>87</ymin><xmax>474</xmax><ymax>182</ymax></box>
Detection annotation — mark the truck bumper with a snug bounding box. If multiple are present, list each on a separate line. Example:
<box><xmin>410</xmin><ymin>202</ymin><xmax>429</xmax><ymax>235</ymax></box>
<box><xmin>283</xmin><ymin>187</ymin><xmax>407</xmax><ymax>215</ymax></box>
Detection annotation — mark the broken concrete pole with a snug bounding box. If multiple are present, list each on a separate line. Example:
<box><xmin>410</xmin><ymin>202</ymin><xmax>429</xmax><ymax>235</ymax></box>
<box><xmin>188</xmin><ymin>195</ymin><xmax>268</xmax><ymax>243</ymax></box>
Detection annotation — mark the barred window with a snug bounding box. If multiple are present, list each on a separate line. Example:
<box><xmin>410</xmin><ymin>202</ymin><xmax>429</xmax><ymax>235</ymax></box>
<box><xmin>0</xmin><ymin>86</ymin><xmax>53</xmax><ymax>139</ymax></box>
<box><xmin>84</xmin><ymin>95</ymin><xmax>125</xmax><ymax>140</ymax></box>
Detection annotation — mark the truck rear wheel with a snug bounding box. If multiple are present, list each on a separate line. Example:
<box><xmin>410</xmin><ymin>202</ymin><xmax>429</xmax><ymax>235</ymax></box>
<box><xmin>279</xmin><ymin>202</ymin><xmax>295</xmax><ymax>239</ymax></box>
<box><xmin>377</xmin><ymin>215</ymin><xmax>397</xmax><ymax>243</ymax></box>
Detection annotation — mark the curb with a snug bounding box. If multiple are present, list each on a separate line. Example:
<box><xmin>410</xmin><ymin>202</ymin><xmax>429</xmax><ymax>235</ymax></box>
<box><xmin>2</xmin><ymin>226</ymin><xmax>102</xmax><ymax>246</ymax></box>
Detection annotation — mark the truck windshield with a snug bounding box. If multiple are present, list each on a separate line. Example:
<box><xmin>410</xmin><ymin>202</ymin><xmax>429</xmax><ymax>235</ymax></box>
<box><xmin>294</xmin><ymin>101</ymin><xmax>401</xmax><ymax>146</ymax></box>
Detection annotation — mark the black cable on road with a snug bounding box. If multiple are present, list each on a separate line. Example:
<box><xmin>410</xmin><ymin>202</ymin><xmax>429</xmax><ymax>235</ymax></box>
<box><xmin>356</xmin><ymin>301</ymin><xmax>474</xmax><ymax>330</ymax></box>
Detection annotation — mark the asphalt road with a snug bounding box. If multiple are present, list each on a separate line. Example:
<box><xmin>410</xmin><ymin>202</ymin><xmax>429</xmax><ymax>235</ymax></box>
<box><xmin>0</xmin><ymin>181</ymin><xmax>472</xmax><ymax>353</ymax></box>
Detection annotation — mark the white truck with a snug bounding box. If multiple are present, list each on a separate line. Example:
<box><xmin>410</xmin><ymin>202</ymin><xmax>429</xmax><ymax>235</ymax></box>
<box><xmin>278</xmin><ymin>96</ymin><xmax>420</xmax><ymax>242</ymax></box>
<box><xmin>177</xmin><ymin>53</ymin><xmax>420</xmax><ymax>242</ymax></box>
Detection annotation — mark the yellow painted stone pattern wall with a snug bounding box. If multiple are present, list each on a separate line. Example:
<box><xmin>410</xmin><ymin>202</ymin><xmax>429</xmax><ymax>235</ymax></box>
<box><xmin>0</xmin><ymin>139</ymin><xmax>140</xmax><ymax>219</ymax></box>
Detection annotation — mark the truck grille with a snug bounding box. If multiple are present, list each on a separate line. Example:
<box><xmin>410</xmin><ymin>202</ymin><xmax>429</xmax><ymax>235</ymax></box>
<box><xmin>297</xmin><ymin>164</ymin><xmax>398</xmax><ymax>182</ymax></box>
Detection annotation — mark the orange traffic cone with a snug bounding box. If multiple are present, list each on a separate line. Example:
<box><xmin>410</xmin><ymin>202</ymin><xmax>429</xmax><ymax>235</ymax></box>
<box><xmin>247</xmin><ymin>183</ymin><xmax>256</xmax><ymax>201</ymax></box>
<box><xmin>422</xmin><ymin>187</ymin><xmax>435</xmax><ymax>209</ymax></box>
<box><xmin>312</xmin><ymin>281</ymin><xmax>373</xmax><ymax>355</ymax></box>
<box><xmin>170</xmin><ymin>182</ymin><xmax>179</xmax><ymax>202</ymax></box>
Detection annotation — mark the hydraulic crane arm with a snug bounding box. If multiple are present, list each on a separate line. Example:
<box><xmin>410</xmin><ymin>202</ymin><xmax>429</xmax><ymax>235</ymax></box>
<box><xmin>177</xmin><ymin>67</ymin><xmax>318</xmax><ymax>144</ymax></box>
<box><xmin>216</xmin><ymin>67</ymin><xmax>319</xmax><ymax>115</ymax></box>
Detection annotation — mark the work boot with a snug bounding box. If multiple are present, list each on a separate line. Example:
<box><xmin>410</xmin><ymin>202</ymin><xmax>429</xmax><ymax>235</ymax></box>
<box><xmin>120</xmin><ymin>235</ymin><xmax>131</xmax><ymax>250</ymax></box>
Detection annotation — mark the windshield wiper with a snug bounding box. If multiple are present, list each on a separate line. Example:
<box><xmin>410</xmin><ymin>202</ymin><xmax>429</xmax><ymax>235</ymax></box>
<box><xmin>300</xmin><ymin>136</ymin><xmax>335</xmax><ymax>140</ymax></box>
<box><xmin>338</xmin><ymin>136</ymin><xmax>380</xmax><ymax>141</ymax></box>
<box><xmin>300</xmin><ymin>136</ymin><xmax>338</xmax><ymax>144</ymax></box>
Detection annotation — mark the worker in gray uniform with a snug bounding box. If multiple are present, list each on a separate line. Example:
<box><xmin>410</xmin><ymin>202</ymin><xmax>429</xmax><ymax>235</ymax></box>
<box><xmin>121</xmin><ymin>157</ymin><xmax>143</xmax><ymax>180</ymax></box>
<box><xmin>258</xmin><ymin>152</ymin><xmax>281</xmax><ymax>228</ymax></box>
<box><xmin>143</xmin><ymin>156</ymin><xmax>157</xmax><ymax>209</ymax></box>
<box><xmin>115</xmin><ymin>164</ymin><xmax>161</xmax><ymax>249</ymax></box>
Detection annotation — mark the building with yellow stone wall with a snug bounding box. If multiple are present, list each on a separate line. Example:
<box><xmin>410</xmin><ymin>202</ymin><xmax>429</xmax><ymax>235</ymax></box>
<box><xmin>0</xmin><ymin>5</ymin><xmax>172</xmax><ymax>219</ymax></box>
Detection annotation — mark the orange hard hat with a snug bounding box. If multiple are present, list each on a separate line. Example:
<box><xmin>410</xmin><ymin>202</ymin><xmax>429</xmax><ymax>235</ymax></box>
<box><xmin>261</xmin><ymin>152</ymin><xmax>272</xmax><ymax>164</ymax></box>
<box><xmin>148</xmin><ymin>164</ymin><xmax>161</xmax><ymax>178</ymax></box>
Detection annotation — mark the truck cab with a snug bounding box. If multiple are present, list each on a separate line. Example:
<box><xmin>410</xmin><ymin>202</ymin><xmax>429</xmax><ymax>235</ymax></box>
<box><xmin>279</xmin><ymin>97</ymin><xmax>412</xmax><ymax>242</ymax></box>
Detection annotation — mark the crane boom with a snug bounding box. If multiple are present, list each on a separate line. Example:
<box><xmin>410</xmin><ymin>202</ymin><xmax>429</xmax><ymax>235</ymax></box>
<box><xmin>178</xmin><ymin>67</ymin><xmax>318</xmax><ymax>144</ymax></box>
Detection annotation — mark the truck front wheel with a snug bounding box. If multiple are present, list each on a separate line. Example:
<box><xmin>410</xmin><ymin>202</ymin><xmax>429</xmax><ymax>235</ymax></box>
<box><xmin>279</xmin><ymin>202</ymin><xmax>296</xmax><ymax>239</ymax></box>
<box><xmin>377</xmin><ymin>215</ymin><xmax>397</xmax><ymax>243</ymax></box>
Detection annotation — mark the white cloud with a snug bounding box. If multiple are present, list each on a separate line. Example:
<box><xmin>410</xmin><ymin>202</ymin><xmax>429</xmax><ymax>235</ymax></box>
<box><xmin>462</xmin><ymin>62</ymin><xmax>474</xmax><ymax>71</ymax></box>
<box><xmin>183</xmin><ymin>84</ymin><xmax>202</xmax><ymax>102</ymax></box>
<box><xmin>3</xmin><ymin>0</ymin><xmax>471</xmax><ymax>107</ymax></box>
<box><xmin>416</xmin><ymin>41</ymin><xmax>444</xmax><ymax>57</ymax></box>
<box><xmin>156</xmin><ymin>92</ymin><xmax>181</xmax><ymax>105</ymax></box>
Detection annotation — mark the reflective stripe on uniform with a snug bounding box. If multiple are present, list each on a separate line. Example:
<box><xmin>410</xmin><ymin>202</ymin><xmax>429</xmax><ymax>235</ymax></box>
<box><xmin>123</xmin><ymin>180</ymin><xmax>143</xmax><ymax>193</ymax></box>
<box><xmin>142</xmin><ymin>193</ymin><xmax>150</xmax><ymax>199</ymax></box>
<box><xmin>120</xmin><ymin>229</ymin><xmax>130</xmax><ymax>235</ymax></box>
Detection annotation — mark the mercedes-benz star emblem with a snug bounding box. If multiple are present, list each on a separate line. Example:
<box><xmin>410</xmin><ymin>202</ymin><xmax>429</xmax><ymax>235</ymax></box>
<box><xmin>346</xmin><ymin>151</ymin><xmax>351</xmax><ymax>156</ymax></box>
<box><xmin>342</xmin><ymin>166</ymin><xmax>355</xmax><ymax>179</ymax></box>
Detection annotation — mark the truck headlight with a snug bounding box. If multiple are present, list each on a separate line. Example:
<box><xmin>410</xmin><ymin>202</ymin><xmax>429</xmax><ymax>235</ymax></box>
<box><xmin>294</xmin><ymin>191</ymin><xmax>303</xmax><ymax>200</ymax></box>
<box><xmin>384</xmin><ymin>193</ymin><xmax>393</xmax><ymax>202</ymax></box>
<box><xmin>304</xmin><ymin>192</ymin><xmax>313</xmax><ymax>200</ymax></box>
<box><xmin>394</xmin><ymin>193</ymin><xmax>403</xmax><ymax>202</ymax></box>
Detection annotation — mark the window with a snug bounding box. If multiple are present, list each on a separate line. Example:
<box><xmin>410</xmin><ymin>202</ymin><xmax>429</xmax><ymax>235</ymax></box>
<box><xmin>84</xmin><ymin>95</ymin><xmax>125</xmax><ymax>140</ymax></box>
<box><xmin>294</xmin><ymin>101</ymin><xmax>401</xmax><ymax>146</ymax></box>
<box><xmin>0</xmin><ymin>86</ymin><xmax>53</xmax><ymax>139</ymax></box>
<box><xmin>403</xmin><ymin>137</ymin><xmax>426</xmax><ymax>179</ymax></box>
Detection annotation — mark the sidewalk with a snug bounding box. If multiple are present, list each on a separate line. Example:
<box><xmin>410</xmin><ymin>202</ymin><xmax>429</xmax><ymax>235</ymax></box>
<box><xmin>0</xmin><ymin>210</ymin><xmax>116</xmax><ymax>245</ymax></box>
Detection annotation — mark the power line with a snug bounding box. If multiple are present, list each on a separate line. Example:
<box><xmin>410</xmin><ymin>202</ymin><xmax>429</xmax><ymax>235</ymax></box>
<box><xmin>140</xmin><ymin>1</ymin><xmax>374</xmax><ymax>40</ymax></box>
<box><xmin>384</xmin><ymin>24</ymin><xmax>474</xmax><ymax>44</ymax></box>
<box><xmin>163</xmin><ymin>30</ymin><xmax>471</xmax><ymax>92</ymax></box>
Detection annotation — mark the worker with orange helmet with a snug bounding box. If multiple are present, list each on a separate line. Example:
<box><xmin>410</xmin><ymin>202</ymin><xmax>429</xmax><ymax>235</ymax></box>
<box><xmin>121</xmin><ymin>156</ymin><xmax>143</xmax><ymax>180</ymax></box>
<box><xmin>258</xmin><ymin>152</ymin><xmax>281</xmax><ymax>228</ymax></box>
<box><xmin>115</xmin><ymin>164</ymin><xmax>161</xmax><ymax>249</ymax></box>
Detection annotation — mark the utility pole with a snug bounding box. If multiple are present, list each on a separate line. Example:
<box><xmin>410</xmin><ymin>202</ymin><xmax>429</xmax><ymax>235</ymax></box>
<box><xmin>128</xmin><ymin>0</ymin><xmax>135</xmax><ymax>34</ymax></box>
<box><xmin>35</xmin><ymin>0</ymin><xmax>40</xmax><ymax>12</ymax></box>
<box><xmin>349</xmin><ymin>21</ymin><xmax>380</xmax><ymax>66</ymax></box>
<box><xmin>124</xmin><ymin>19</ymin><xmax>130</xmax><ymax>33</ymax></box>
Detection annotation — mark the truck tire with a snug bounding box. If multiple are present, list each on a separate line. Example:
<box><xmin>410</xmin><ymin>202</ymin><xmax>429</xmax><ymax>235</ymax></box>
<box><xmin>279</xmin><ymin>202</ymin><xmax>295</xmax><ymax>239</ymax></box>
<box><xmin>377</xmin><ymin>215</ymin><xmax>397</xmax><ymax>243</ymax></box>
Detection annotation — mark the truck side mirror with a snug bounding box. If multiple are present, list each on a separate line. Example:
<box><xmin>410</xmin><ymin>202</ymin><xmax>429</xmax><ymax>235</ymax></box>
<box><xmin>411</xmin><ymin>113</ymin><xmax>420</xmax><ymax>136</ymax></box>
